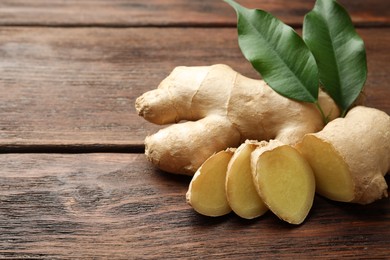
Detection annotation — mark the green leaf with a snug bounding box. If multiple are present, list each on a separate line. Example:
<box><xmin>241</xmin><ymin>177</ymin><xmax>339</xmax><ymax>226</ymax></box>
<box><xmin>303</xmin><ymin>0</ymin><xmax>367</xmax><ymax>115</ymax></box>
<box><xmin>225</xmin><ymin>0</ymin><xmax>319</xmax><ymax>103</ymax></box>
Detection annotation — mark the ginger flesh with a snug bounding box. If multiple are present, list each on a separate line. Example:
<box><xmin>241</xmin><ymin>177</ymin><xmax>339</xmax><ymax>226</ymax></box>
<box><xmin>296</xmin><ymin>106</ymin><xmax>390</xmax><ymax>204</ymax></box>
<box><xmin>296</xmin><ymin>135</ymin><xmax>354</xmax><ymax>201</ymax></box>
<box><xmin>186</xmin><ymin>149</ymin><xmax>233</xmax><ymax>217</ymax></box>
<box><xmin>252</xmin><ymin>140</ymin><xmax>315</xmax><ymax>225</ymax></box>
<box><xmin>136</xmin><ymin>64</ymin><xmax>339</xmax><ymax>175</ymax></box>
<box><xmin>226</xmin><ymin>141</ymin><xmax>268</xmax><ymax>219</ymax></box>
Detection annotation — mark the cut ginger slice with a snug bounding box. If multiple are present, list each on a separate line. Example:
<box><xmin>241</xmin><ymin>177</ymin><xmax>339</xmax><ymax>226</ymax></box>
<box><xmin>186</xmin><ymin>149</ymin><xmax>233</xmax><ymax>217</ymax></box>
<box><xmin>296</xmin><ymin>135</ymin><xmax>354</xmax><ymax>202</ymax></box>
<box><xmin>226</xmin><ymin>141</ymin><xmax>268</xmax><ymax>219</ymax></box>
<box><xmin>252</xmin><ymin>141</ymin><xmax>315</xmax><ymax>225</ymax></box>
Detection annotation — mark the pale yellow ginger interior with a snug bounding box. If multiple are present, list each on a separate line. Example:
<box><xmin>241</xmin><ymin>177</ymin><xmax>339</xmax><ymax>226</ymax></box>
<box><xmin>226</xmin><ymin>143</ymin><xmax>267</xmax><ymax>219</ymax></box>
<box><xmin>297</xmin><ymin>135</ymin><xmax>355</xmax><ymax>202</ymax></box>
<box><xmin>186</xmin><ymin>150</ymin><xmax>232</xmax><ymax>217</ymax></box>
<box><xmin>255</xmin><ymin>146</ymin><xmax>315</xmax><ymax>225</ymax></box>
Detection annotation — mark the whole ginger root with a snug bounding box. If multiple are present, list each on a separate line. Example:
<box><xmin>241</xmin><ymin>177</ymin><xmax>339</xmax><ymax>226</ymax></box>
<box><xmin>135</xmin><ymin>64</ymin><xmax>339</xmax><ymax>175</ymax></box>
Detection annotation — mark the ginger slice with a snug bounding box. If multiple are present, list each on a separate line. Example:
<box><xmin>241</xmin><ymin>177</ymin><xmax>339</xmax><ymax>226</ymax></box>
<box><xmin>252</xmin><ymin>140</ymin><xmax>315</xmax><ymax>225</ymax></box>
<box><xmin>186</xmin><ymin>149</ymin><xmax>234</xmax><ymax>217</ymax></box>
<box><xmin>226</xmin><ymin>141</ymin><xmax>268</xmax><ymax>219</ymax></box>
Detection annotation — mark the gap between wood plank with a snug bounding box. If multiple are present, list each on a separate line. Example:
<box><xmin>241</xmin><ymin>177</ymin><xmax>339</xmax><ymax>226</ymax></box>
<box><xmin>0</xmin><ymin>144</ymin><xmax>145</xmax><ymax>154</ymax></box>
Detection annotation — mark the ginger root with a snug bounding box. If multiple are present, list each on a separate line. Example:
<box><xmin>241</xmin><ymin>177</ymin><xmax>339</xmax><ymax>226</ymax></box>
<box><xmin>136</xmin><ymin>64</ymin><xmax>339</xmax><ymax>175</ymax></box>
<box><xmin>296</xmin><ymin>106</ymin><xmax>390</xmax><ymax>204</ymax></box>
<box><xmin>251</xmin><ymin>140</ymin><xmax>315</xmax><ymax>224</ymax></box>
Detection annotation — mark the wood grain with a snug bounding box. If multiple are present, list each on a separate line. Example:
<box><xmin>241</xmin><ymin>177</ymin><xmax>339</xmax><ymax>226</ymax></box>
<box><xmin>0</xmin><ymin>0</ymin><xmax>388</xmax><ymax>27</ymax></box>
<box><xmin>0</xmin><ymin>153</ymin><xmax>389</xmax><ymax>258</ymax></box>
<box><xmin>0</xmin><ymin>27</ymin><xmax>388</xmax><ymax>150</ymax></box>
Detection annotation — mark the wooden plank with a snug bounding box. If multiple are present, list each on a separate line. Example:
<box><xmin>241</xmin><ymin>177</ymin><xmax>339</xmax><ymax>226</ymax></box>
<box><xmin>0</xmin><ymin>153</ymin><xmax>389</xmax><ymax>258</ymax></box>
<box><xmin>0</xmin><ymin>27</ymin><xmax>389</xmax><ymax>150</ymax></box>
<box><xmin>0</xmin><ymin>0</ymin><xmax>388</xmax><ymax>27</ymax></box>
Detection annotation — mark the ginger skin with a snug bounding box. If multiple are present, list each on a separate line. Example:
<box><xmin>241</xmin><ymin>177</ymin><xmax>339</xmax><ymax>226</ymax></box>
<box><xmin>297</xmin><ymin>106</ymin><xmax>390</xmax><ymax>204</ymax></box>
<box><xmin>136</xmin><ymin>64</ymin><xmax>339</xmax><ymax>175</ymax></box>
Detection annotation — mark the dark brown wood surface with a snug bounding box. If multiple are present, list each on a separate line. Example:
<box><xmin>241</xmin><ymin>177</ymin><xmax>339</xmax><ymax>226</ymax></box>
<box><xmin>0</xmin><ymin>0</ymin><xmax>389</xmax><ymax>259</ymax></box>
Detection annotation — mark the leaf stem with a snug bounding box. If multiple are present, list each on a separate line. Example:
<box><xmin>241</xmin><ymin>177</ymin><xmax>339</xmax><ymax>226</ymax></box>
<box><xmin>315</xmin><ymin>101</ymin><xmax>328</xmax><ymax>125</ymax></box>
<box><xmin>340</xmin><ymin>109</ymin><xmax>347</xmax><ymax>118</ymax></box>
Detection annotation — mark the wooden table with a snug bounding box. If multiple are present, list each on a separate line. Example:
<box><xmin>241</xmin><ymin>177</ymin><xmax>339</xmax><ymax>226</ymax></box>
<box><xmin>0</xmin><ymin>0</ymin><xmax>389</xmax><ymax>258</ymax></box>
